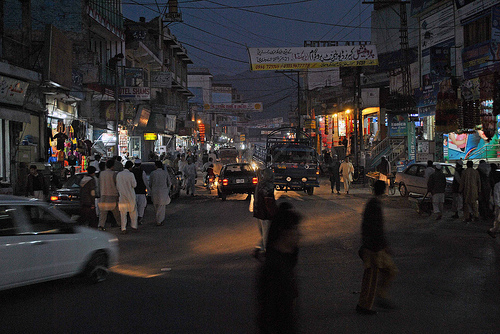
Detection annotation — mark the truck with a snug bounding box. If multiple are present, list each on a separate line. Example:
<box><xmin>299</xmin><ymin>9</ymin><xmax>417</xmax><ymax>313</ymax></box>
<box><xmin>253</xmin><ymin>127</ymin><xmax>320</xmax><ymax>195</ymax></box>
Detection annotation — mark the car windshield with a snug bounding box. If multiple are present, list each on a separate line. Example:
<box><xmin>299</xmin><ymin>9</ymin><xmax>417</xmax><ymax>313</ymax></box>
<box><xmin>62</xmin><ymin>174</ymin><xmax>84</xmax><ymax>188</ymax></box>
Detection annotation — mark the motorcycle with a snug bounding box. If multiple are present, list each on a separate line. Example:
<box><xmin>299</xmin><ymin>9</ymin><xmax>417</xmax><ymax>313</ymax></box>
<box><xmin>204</xmin><ymin>167</ymin><xmax>216</xmax><ymax>192</ymax></box>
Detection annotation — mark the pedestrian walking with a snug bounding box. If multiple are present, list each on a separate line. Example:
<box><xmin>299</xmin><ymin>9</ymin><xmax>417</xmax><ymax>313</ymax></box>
<box><xmin>427</xmin><ymin>164</ymin><xmax>447</xmax><ymax>220</ymax></box>
<box><xmin>97</xmin><ymin>159</ymin><xmax>121</xmax><ymax>231</ymax></box>
<box><xmin>451</xmin><ymin>160</ymin><xmax>464</xmax><ymax>219</ymax></box>
<box><xmin>132</xmin><ymin>159</ymin><xmax>149</xmax><ymax>225</ymax></box>
<box><xmin>339</xmin><ymin>156</ymin><xmax>354</xmax><ymax>194</ymax></box>
<box><xmin>257</xmin><ymin>202</ymin><xmax>302</xmax><ymax>334</ymax></box>
<box><xmin>478</xmin><ymin>160</ymin><xmax>492</xmax><ymax>220</ymax></box>
<box><xmin>460</xmin><ymin>160</ymin><xmax>481</xmax><ymax>223</ymax></box>
<box><xmin>27</xmin><ymin>165</ymin><xmax>48</xmax><ymax>201</ymax></box>
<box><xmin>178</xmin><ymin>154</ymin><xmax>187</xmax><ymax>189</ymax></box>
<box><xmin>113</xmin><ymin>155</ymin><xmax>124</xmax><ymax>172</ymax></box>
<box><xmin>183</xmin><ymin>157</ymin><xmax>197</xmax><ymax>196</ymax></box>
<box><xmin>149</xmin><ymin>160</ymin><xmax>172</xmax><ymax>226</ymax></box>
<box><xmin>116</xmin><ymin>161</ymin><xmax>138</xmax><ymax>234</ymax></box>
<box><xmin>252</xmin><ymin>168</ymin><xmax>277</xmax><ymax>259</ymax></box>
<box><xmin>356</xmin><ymin>180</ymin><xmax>398</xmax><ymax>315</ymax></box>
<box><xmin>328</xmin><ymin>154</ymin><xmax>341</xmax><ymax>194</ymax></box>
<box><xmin>488</xmin><ymin>178</ymin><xmax>500</xmax><ymax>238</ymax></box>
<box><xmin>78</xmin><ymin>166</ymin><xmax>98</xmax><ymax>228</ymax></box>
<box><xmin>424</xmin><ymin>160</ymin><xmax>435</xmax><ymax>180</ymax></box>
<box><xmin>90</xmin><ymin>154</ymin><xmax>101</xmax><ymax>171</ymax></box>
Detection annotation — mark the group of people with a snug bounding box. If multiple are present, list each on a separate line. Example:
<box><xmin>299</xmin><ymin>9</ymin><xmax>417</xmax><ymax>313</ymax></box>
<box><xmin>323</xmin><ymin>151</ymin><xmax>355</xmax><ymax>194</ymax></box>
<box><xmin>426</xmin><ymin>159</ymin><xmax>500</xmax><ymax>230</ymax></box>
<box><xmin>79</xmin><ymin>158</ymin><xmax>173</xmax><ymax>233</ymax></box>
<box><xmin>251</xmin><ymin>168</ymin><xmax>397</xmax><ymax>331</ymax></box>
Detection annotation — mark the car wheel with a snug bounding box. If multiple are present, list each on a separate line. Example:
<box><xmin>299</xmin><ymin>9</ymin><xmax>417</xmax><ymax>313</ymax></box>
<box><xmin>306</xmin><ymin>187</ymin><xmax>314</xmax><ymax>195</ymax></box>
<box><xmin>221</xmin><ymin>191</ymin><xmax>227</xmax><ymax>201</ymax></box>
<box><xmin>85</xmin><ymin>251</ymin><xmax>109</xmax><ymax>284</ymax></box>
<box><xmin>399</xmin><ymin>183</ymin><xmax>408</xmax><ymax>197</ymax></box>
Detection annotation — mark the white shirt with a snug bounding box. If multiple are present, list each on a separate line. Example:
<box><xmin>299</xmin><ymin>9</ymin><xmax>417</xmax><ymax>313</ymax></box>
<box><xmin>116</xmin><ymin>169</ymin><xmax>137</xmax><ymax>205</ymax></box>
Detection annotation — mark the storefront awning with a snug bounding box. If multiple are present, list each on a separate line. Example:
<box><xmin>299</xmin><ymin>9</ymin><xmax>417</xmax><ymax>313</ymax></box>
<box><xmin>0</xmin><ymin>106</ymin><xmax>31</xmax><ymax>123</ymax></box>
<box><xmin>362</xmin><ymin>107</ymin><xmax>379</xmax><ymax>116</ymax></box>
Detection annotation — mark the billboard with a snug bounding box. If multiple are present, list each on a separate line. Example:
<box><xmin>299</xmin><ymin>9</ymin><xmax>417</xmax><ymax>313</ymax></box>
<box><xmin>204</xmin><ymin>103</ymin><xmax>263</xmax><ymax>112</ymax></box>
<box><xmin>445</xmin><ymin>129</ymin><xmax>498</xmax><ymax>160</ymax></box>
<box><xmin>248</xmin><ymin>45</ymin><xmax>378</xmax><ymax>71</ymax></box>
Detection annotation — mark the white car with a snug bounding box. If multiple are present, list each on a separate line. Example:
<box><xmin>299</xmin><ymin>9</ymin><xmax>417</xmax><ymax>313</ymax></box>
<box><xmin>0</xmin><ymin>195</ymin><xmax>119</xmax><ymax>291</ymax></box>
<box><xmin>395</xmin><ymin>162</ymin><xmax>455</xmax><ymax>198</ymax></box>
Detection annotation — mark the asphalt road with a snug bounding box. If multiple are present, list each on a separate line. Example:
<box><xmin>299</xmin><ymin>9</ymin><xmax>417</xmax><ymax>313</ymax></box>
<box><xmin>1</xmin><ymin>177</ymin><xmax>499</xmax><ymax>333</ymax></box>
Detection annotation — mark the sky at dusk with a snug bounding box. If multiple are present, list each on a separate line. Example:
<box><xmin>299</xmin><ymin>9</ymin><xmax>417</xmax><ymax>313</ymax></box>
<box><xmin>122</xmin><ymin>0</ymin><xmax>373</xmax><ymax>76</ymax></box>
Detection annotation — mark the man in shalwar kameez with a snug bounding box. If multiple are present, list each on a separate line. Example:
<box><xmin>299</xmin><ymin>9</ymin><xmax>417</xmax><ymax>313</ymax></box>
<box><xmin>149</xmin><ymin>161</ymin><xmax>172</xmax><ymax>226</ymax></box>
<box><xmin>116</xmin><ymin>160</ymin><xmax>138</xmax><ymax>233</ymax></box>
<box><xmin>459</xmin><ymin>160</ymin><xmax>481</xmax><ymax>223</ymax></box>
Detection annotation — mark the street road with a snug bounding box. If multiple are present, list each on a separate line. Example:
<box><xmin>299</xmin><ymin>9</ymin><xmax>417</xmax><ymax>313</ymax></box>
<box><xmin>1</xmin><ymin>177</ymin><xmax>499</xmax><ymax>333</ymax></box>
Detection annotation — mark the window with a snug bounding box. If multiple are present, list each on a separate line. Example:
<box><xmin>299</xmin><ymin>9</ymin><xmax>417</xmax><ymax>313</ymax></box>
<box><xmin>0</xmin><ymin>207</ymin><xmax>17</xmax><ymax>236</ymax></box>
<box><xmin>416</xmin><ymin>166</ymin><xmax>426</xmax><ymax>177</ymax></box>
<box><xmin>406</xmin><ymin>165</ymin><xmax>418</xmax><ymax>176</ymax></box>
<box><xmin>464</xmin><ymin>15</ymin><xmax>491</xmax><ymax>48</ymax></box>
<box><xmin>22</xmin><ymin>205</ymin><xmax>73</xmax><ymax>235</ymax></box>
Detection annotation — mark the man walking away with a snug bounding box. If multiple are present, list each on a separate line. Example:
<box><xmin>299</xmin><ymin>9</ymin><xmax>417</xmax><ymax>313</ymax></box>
<box><xmin>339</xmin><ymin>156</ymin><xmax>354</xmax><ymax>194</ymax></box>
<box><xmin>478</xmin><ymin>160</ymin><xmax>492</xmax><ymax>220</ymax></box>
<box><xmin>424</xmin><ymin>160</ymin><xmax>435</xmax><ymax>180</ymax></box>
<box><xmin>183</xmin><ymin>158</ymin><xmax>197</xmax><ymax>196</ymax></box>
<box><xmin>451</xmin><ymin>160</ymin><xmax>464</xmax><ymax>219</ymax></box>
<box><xmin>427</xmin><ymin>164</ymin><xmax>447</xmax><ymax>220</ymax></box>
<box><xmin>149</xmin><ymin>161</ymin><xmax>172</xmax><ymax>226</ymax></box>
<box><xmin>460</xmin><ymin>160</ymin><xmax>481</xmax><ymax>223</ymax></box>
<box><xmin>116</xmin><ymin>161</ymin><xmax>138</xmax><ymax>234</ymax></box>
<box><xmin>488</xmin><ymin>177</ymin><xmax>500</xmax><ymax>238</ymax></box>
<box><xmin>78</xmin><ymin>166</ymin><xmax>98</xmax><ymax>228</ymax></box>
<box><xmin>132</xmin><ymin>159</ymin><xmax>149</xmax><ymax>225</ymax></box>
<box><xmin>252</xmin><ymin>168</ymin><xmax>277</xmax><ymax>259</ymax></box>
<box><xmin>98</xmin><ymin>159</ymin><xmax>121</xmax><ymax>231</ymax></box>
<box><xmin>356</xmin><ymin>180</ymin><xmax>398</xmax><ymax>315</ymax></box>
<box><xmin>328</xmin><ymin>154</ymin><xmax>341</xmax><ymax>194</ymax></box>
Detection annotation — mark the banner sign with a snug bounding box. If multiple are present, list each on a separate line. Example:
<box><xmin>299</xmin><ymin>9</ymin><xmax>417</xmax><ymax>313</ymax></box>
<box><xmin>151</xmin><ymin>71</ymin><xmax>172</xmax><ymax>88</ymax></box>
<box><xmin>204</xmin><ymin>103</ymin><xmax>263</xmax><ymax>112</ymax></box>
<box><xmin>119</xmin><ymin>87</ymin><xmax>150</xmax><ymax>100</ymax></box>
<box><xmin>388</xmin><ymin>114</ymin><xmax>408</xmax><ymax>137</ymax></box>
<box><xmin>248</xmin><ymin>45</ymin><xmax>378</xmax><ymax>71</ymax></box>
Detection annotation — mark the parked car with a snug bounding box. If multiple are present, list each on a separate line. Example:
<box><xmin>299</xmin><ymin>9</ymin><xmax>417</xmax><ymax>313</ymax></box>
<box><xmin>49</xmin><ymin>173</ymin><xmax>87</xmax><ymax>215</ymax></box>
<box><xmin>217</xmin><ymin>163</ymin><xmax>258</xmax><ymax>201</ymax></box>
<box><xmin>141</xmin><ymin>162</ymin><xmax>181</xmax><ymax>200</ymax></box>
<box><xmin>0</xmin><ymin>195</ymin><xmax>119</xmax><ymax>291</ymax></box>
<box><xmin>395</xmin><ymin>162</ymin><xmax>455</xmax><ymax>198</ymax></box>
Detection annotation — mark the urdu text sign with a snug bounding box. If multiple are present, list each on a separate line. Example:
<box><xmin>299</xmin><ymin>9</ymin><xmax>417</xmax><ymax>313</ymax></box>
<box><xmin>248</xmin><ymin>45</ymin><xmax>378</xmax><ymax>71</ymax></box>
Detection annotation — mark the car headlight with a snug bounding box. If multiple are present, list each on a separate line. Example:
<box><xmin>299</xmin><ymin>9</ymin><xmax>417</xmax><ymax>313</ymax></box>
<box><xmin>286</xmin><ymin>176</ymin><xmax>292</xmax><ymax>182</ymax></box>
<box><xmin>301</xmin><ymin>177</ymin><xmax>307</xmax><ymax>182</ymax></box>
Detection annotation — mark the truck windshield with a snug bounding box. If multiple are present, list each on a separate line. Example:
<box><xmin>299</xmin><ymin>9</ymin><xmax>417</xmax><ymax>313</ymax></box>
<box><xmin>273</xmin><ymin>147</ymin><xmax>317</xmax><ymax>164</ymax></box>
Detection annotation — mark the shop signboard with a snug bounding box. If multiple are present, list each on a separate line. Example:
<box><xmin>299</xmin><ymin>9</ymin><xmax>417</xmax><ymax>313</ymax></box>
<box><xmin>248</xmin><ymin>45</ymin><xmax>378</xmax><ymax>71</ymax></box>
<box><xmin>124</xmin><ymin>67</ymin><xmax>143</xmax><ymax>79</ymax></box>
<box><xmin>166</xmin><ymin>115</ymin><xmax>176</xmax><ymax>132</ymax></box>
<box><xmin>0</xmin><ymin>76</ymin><xmax>29</xmax><ymax>106</ymax></box>
<box><xmin>151</xmin><ymin>71</ymin><xmax>172</xmax><ymax>88</ymax></box>
<box><xmin>408</xmin><ymin>124</ymin><xmax>416</xmax><ymax>161</ymax></box>
<box><xmin>119</xmin><ymin>87</ymin><xmax>150</xmax><ymax>100</ymax></box>
<box><xmin>144</xmin><ymin>133</ymin><xmax>157</xmax><ymax>141</ymax></box>
<box><xmin>388</xmin><ymin>114</ymin><xmax>407</xmax><ymax>137</ymax></box>
<box><xmin>414</xmin><ymin>83</ymin><xmax>439</xmax><ymax>108</ymax></box>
